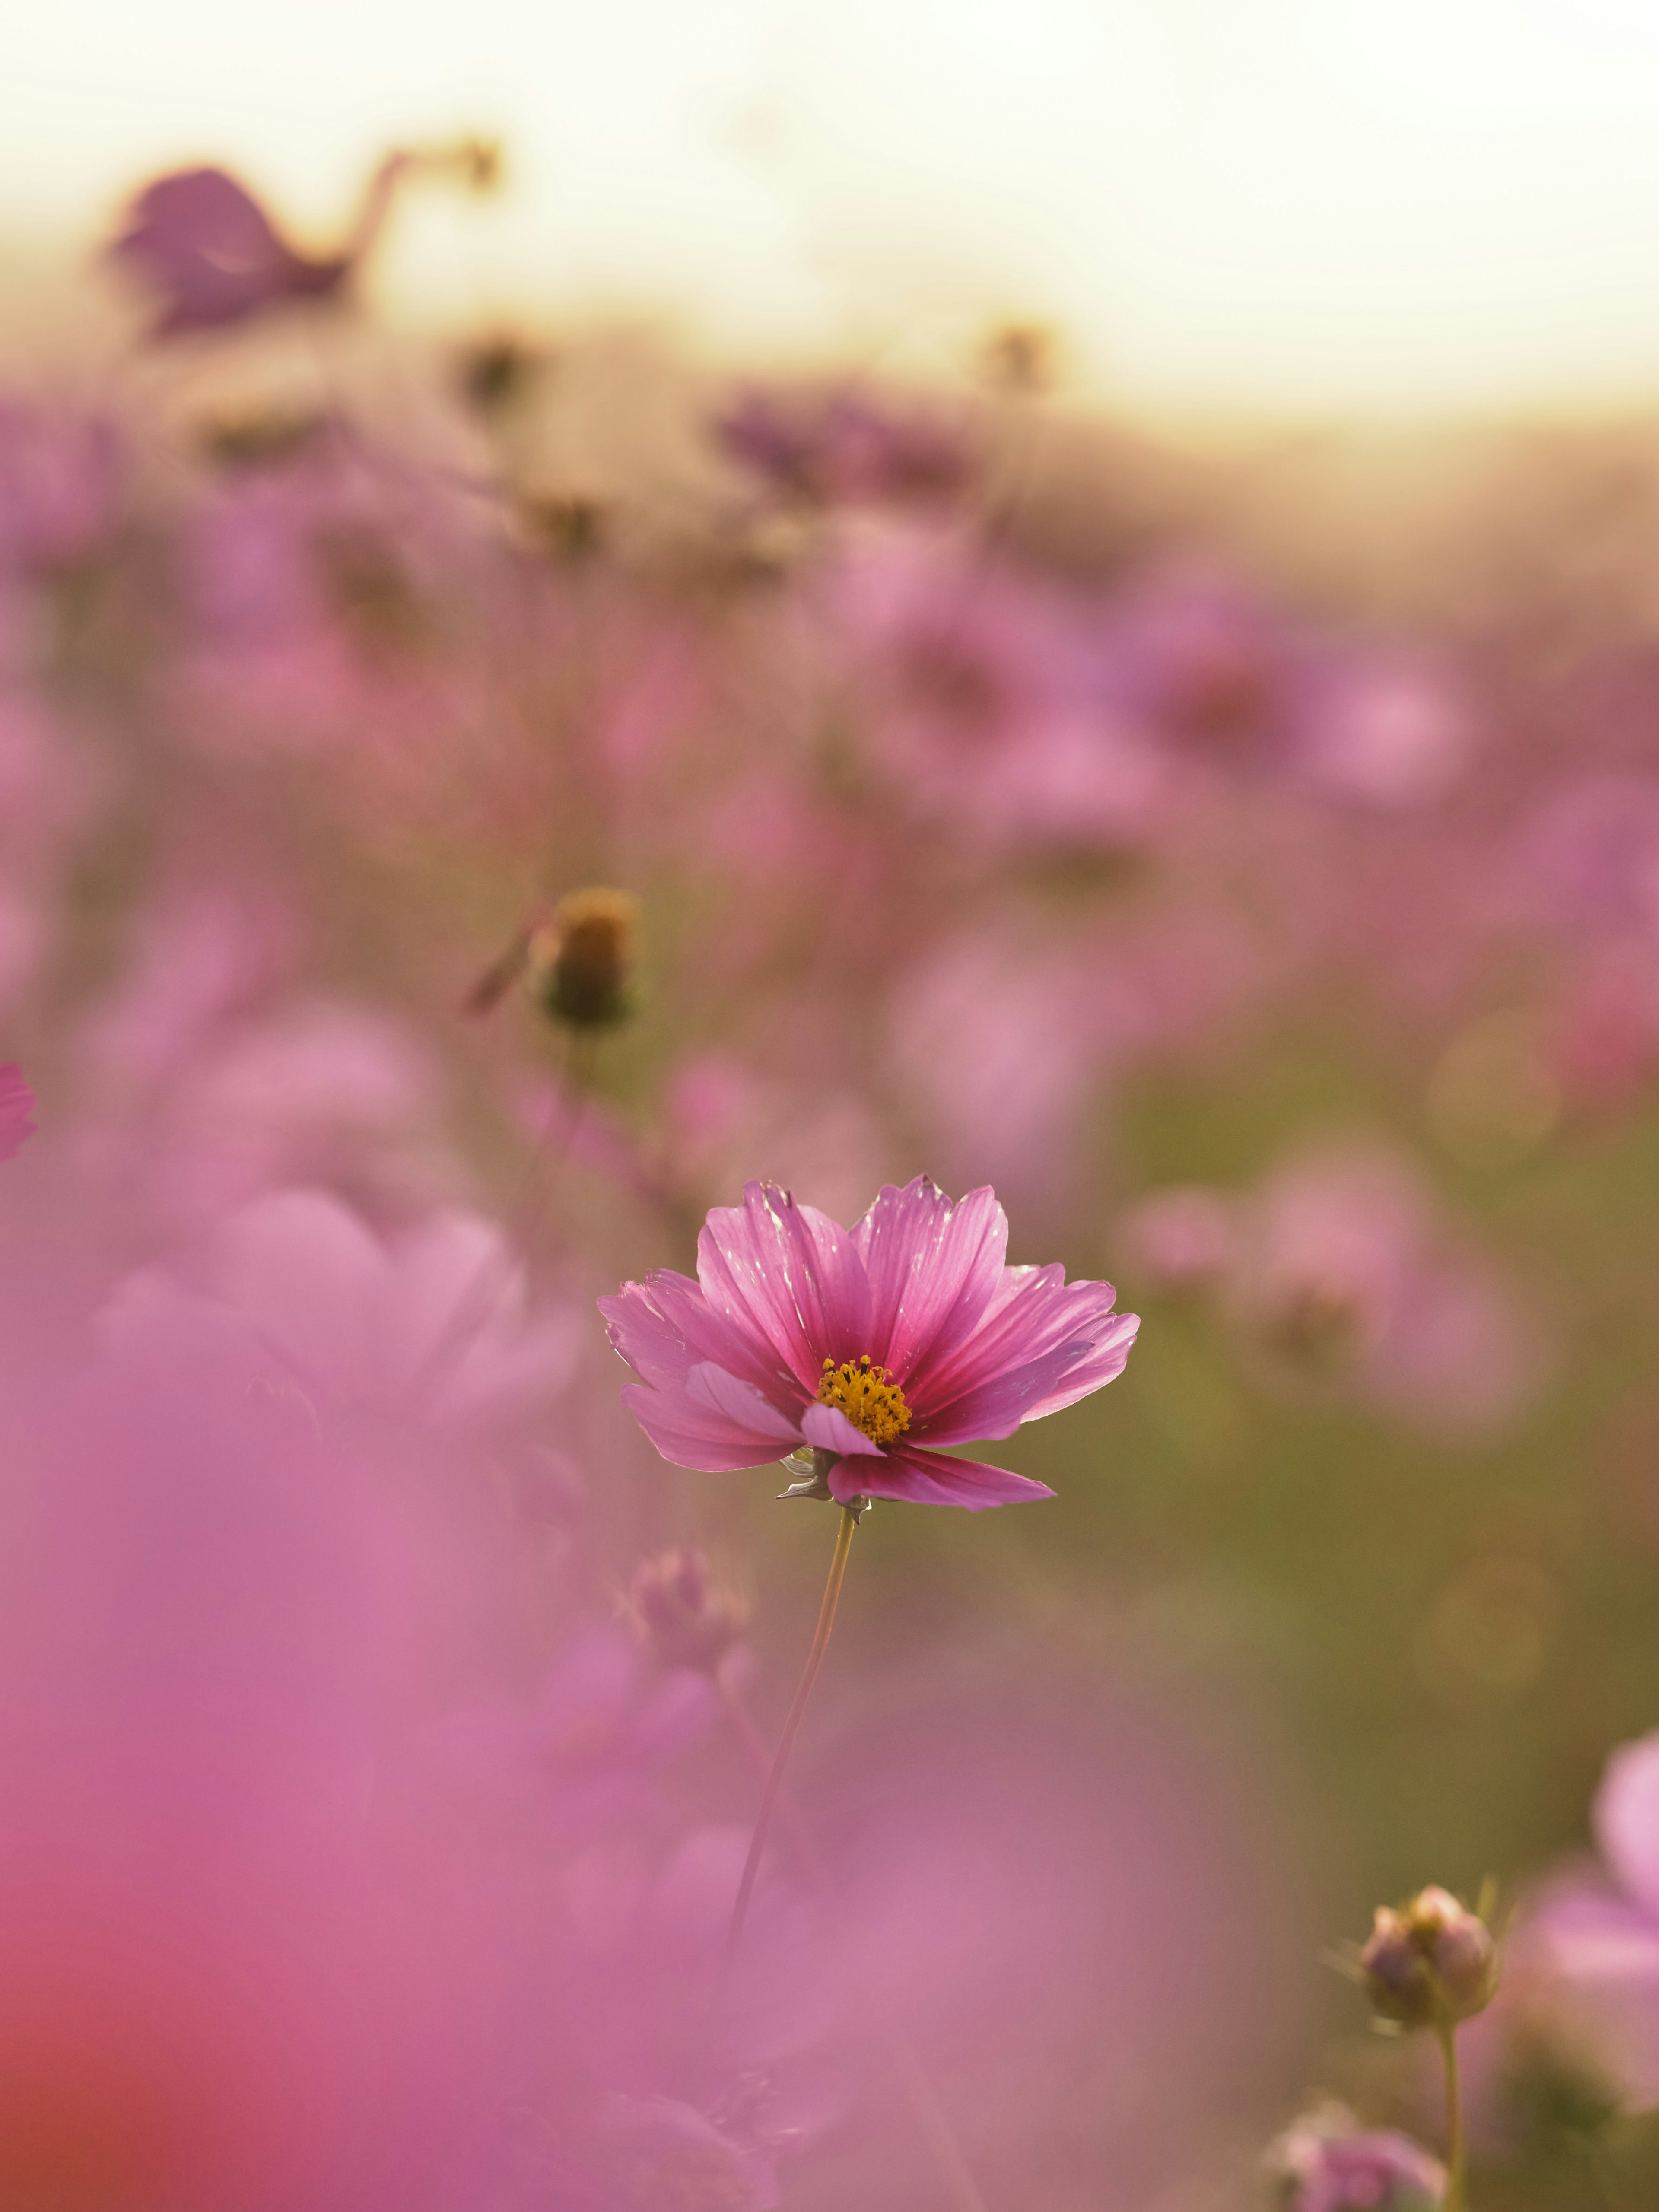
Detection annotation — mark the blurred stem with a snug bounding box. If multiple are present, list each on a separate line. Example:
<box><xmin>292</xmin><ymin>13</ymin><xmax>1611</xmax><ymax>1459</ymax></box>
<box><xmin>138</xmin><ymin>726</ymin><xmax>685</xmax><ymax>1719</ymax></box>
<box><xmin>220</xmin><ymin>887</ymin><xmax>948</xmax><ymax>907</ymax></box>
<box><xmin>723</xmin><ymin>1504</ymin><xmax>857</xmax><ymax>1966</ymax></box>
<box><xmin>1439</xmin><ymin>2023</ymin><xmax>1467</xmax><ymax>2212</ymax></box>
<box><xmin>719</xmin><ymin>1679</ymin><xmax>990</xmax><ymax>2212</ymax></box>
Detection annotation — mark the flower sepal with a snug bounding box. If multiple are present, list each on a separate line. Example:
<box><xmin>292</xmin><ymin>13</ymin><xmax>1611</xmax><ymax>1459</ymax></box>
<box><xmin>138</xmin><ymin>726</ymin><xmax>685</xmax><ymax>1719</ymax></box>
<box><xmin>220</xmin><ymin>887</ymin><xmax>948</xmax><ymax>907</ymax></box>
<box><xmin>779</xmin><ymin>1447</ymin><xmax>874</xmax><ymax>1519</ymax></box>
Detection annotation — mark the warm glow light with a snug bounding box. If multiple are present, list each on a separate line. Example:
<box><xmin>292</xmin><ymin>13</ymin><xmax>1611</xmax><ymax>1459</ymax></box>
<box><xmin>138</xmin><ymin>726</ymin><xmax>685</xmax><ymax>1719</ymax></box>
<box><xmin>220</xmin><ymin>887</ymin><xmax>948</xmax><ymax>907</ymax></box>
<box><xmin>8</xmin><ymin>0</ymin><xmax>1659</xmax><ymax>414</ymax></box>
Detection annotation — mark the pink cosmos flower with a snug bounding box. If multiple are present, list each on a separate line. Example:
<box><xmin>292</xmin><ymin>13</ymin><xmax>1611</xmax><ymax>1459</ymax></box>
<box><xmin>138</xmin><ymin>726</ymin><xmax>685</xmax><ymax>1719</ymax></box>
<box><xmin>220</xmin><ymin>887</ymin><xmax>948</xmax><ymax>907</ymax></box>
<box><xmin>600</xmin><ymin>1177</ymin><xmax>1138</xmax><ymax>1509</ymax></box>
<box><xmin>0</xmin><ymin>1065</ymin><xmax>34</xmax><ymax>1160</ymax></box>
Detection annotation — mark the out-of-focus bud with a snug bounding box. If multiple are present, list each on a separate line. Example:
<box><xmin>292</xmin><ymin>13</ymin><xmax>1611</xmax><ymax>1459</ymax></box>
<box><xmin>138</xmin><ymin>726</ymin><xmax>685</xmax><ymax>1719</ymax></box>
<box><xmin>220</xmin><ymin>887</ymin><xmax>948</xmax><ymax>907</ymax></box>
<box><xmin>629</xmin><ymin>1548</ymin><xmax>749</xmax><ymax>1677</ymax></box>
<box><xmin>1268</xmin><ymin>2103</ymin><xmax>1444</xmax><ymax>2212</ymax></box>
<box><xmin>1360</xmin><ymin>1885</ymin><xmax>1499</xmax><ymax>2031</ymax></box>
<box><xmin>454</xmin><ymin>136</ymin><xmax>503</xmax><ymax>193</ymax></box>
<box><xmin>979</xmin><ymin>321</ymin><xmax>1057</xmax><ymax>395</ymax></box>
<box><xmin>518</xmin><ymin>494</ymin><xmax>607</xmax><ymax>563</ymax></box>
<box><xmin>458</xmin><ymin>336</ymin><xmax>543</xmax><ymax>418</ymax></box>
<box><xmin>531</xmin><ymin>888</ymin><xmax>639</xmax><ymax>1031</ymax></box>
<box><xmin>197</xmin><ymin>408</ymin><xmax>323</xmax><ymax>470</ymax></box>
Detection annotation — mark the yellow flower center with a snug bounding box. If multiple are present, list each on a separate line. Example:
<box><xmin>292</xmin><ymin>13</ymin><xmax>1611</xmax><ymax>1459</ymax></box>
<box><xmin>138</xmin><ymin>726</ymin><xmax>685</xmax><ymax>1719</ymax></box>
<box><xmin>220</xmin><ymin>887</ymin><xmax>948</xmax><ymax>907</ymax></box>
<box><xmin>815</xmin><ymin>1354</ymin><xmax>911</xmax><ymax>1446</ymax></box>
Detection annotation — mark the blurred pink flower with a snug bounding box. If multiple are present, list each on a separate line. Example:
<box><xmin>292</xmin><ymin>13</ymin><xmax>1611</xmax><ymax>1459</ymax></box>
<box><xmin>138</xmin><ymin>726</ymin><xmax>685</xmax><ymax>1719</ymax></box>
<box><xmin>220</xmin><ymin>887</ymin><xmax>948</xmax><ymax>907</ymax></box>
<box><xmin>0</xmin><ymin>399</ymin><xmax>123</xmax><ymax>576</ymax></box>
<box><xmin>108</xmin><ymin>160</ymin><xmax>420</xmax><ymax>338</ymax></box>
<box><xmin>1268</xmin><ymin>2104</ymin><xmax>1445</xmax><ymax>2211</ymax></box>
<box><xmin>166</xmin><ymin>429</ymin><xmax>500</xmax><ymax>797</ymax></box>
<box><xmin>1294</xmin><ymin>651</ymin><xmax>1475</xmax><ymax>809</ymax></box>
<box><xmin>601</xmin><ymin>1176</ymin><xmax>1137</xmax><ymax>1507</ymax></box>
<box><xmin>1115</xmin><ymin>556</ymin><xmax>1296</xmax><ymax>759</ymax></box>
<box><xmin>1131</xmin><ymin>1147</ymin><xmax>1535</xmax><ymax>1435</ymax></box>
<box><xmin>824</xmin><ymin>524</ymin><xmax>1166</xmax><ymax>849</ymax></box>
<box><xmin>1518</xmin><ymin>772</ymin><xmax>1659</xmax><ymax>944</ymax></box>
<box><xmin>1532</xmin><ymin>1728</ymin><xmax>1659</xmax><ymax>2107</ymax></box>
<box><xmin>0</xmin><ymin>1289</ymin><xmax>542</xmax><ymax>2210</ymax></box>
<box><xmin>717</xmin><ymin>386</ymin><xmax>972</xmax><ymax>510</ymax></box>
<box><xmin>1117</xmin><ymin>1186</ymin><xmax>1236</xmax><ymax>1288</ymax></box>
<box><xmin>0</xmin><ymin>1063</ymin><xmax>33</xmax><ymax>1159</ymax></box>
<box><xmin>101</xmin><ymin>1185</ymin><xmax>578</xmax><ymax>1432</ymax></box>
<box><xmin>663</xmin><ymin>1050</ymin><xmax>890</xmax><ymax>1230</ymax></box>
<box><xmin>886</xmin><ymin>929</ymin><xmax>1104</xmax><ymax>1219</ymax></box>
<box><xmin>0</xmin><ymin>1241</ymin><xmax>839</xmax><ymax>2212</ymax></box>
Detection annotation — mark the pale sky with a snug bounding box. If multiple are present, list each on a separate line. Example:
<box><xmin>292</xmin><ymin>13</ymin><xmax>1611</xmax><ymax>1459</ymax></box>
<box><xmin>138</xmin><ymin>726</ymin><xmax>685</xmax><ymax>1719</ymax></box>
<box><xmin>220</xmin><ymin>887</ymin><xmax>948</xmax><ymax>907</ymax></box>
<box><xmin>8</xmin><ymin>0</ymin><xmax>1659</xmax><ymax>417</ymax></box>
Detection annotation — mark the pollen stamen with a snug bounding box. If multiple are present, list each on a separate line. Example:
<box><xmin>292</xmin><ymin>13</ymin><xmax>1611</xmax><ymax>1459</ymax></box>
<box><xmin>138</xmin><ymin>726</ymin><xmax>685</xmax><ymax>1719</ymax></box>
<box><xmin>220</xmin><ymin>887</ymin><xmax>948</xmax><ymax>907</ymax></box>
<box><xmin>815</xmin><ymin>1353</ymin><xmax>911</xmax><ymax>1447</ymax></box>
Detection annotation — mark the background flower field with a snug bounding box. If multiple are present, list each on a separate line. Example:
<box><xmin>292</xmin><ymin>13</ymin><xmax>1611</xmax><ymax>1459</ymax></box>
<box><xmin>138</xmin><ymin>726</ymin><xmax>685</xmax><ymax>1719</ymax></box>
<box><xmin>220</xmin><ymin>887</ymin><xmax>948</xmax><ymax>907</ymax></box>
<box><xmin>6</xmin><ymin>110</ymin><xmax>1659</xmax><ymax>2211</ymax></box>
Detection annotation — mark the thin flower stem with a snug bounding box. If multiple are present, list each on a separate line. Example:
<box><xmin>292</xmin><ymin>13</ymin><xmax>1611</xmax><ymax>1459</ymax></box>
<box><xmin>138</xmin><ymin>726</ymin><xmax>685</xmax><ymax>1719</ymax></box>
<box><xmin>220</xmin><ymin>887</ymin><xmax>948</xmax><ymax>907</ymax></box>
<box><xmin>718</xmin><ymin>1676</ymin><xmax>991</xmax><ymax>2212</ymax></box>
<box><xmin>1438</xmin><ymin>2022</ymin><xmax>1467</xmax><ymax>2212</ymax></box>
<box><xmin>723</xmin><ymin>1504</ymin><xmax>857</xmax><ymax>1967</ymax></box>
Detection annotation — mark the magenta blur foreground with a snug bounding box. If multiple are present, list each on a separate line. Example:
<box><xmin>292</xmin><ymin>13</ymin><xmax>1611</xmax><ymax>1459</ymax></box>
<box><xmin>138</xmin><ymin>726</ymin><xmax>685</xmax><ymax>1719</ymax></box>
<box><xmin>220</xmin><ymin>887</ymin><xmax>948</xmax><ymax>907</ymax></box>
<box><xmin>0</xmin><ymin>1062</ymin><xmax>33</xmax><ymax>1158</ymax></box>
<box><xmin>600</xmin><ymin>1176</ymin><xmax>1138</xmax><ymax>1507</ymax></box>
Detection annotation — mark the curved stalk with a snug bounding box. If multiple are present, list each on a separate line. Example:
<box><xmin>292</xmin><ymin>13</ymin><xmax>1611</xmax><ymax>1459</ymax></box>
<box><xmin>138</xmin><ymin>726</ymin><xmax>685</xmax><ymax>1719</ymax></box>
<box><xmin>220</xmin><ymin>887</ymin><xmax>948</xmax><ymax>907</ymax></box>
<box><xmin>723</xmin><ymin>1503</ymin><xmax>857</xmax><ymax>1964</ymax></box>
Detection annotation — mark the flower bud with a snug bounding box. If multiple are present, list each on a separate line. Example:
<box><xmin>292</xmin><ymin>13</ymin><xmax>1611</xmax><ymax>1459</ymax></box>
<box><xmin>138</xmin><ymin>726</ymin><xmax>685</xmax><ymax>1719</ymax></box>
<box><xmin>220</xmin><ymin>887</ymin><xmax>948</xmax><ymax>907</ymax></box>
<box><xmin>1268</xmin><ymin>2103</ymin><xmax>1444</xmax><ymax>2212</ymax></box>
<box><xmin>1360</xmin><ymin>1885</ymin><xmax>1498</xmax><ymax>2030</ymax></box>
<box><xmin>531</xmin><ymin>888</ymin><xmax>639</xmax><ymax>1030</ymax></box>
<box><xmin>629</xmin><ymin>1548</ymin><xmax>749</xmax><ymax>1676</ymax></box>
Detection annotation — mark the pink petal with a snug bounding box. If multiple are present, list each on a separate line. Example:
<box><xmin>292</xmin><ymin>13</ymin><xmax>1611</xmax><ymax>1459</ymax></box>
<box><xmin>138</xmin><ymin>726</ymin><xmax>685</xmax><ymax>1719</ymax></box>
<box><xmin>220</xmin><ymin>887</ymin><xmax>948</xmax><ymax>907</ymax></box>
<box><xmin>827</xmin><ymin>1443</ymin><xmax>1055</xmax><ymax>1510</ymax></box>
<box><xmin>1020</xmin><ymin>1309</ymin><xmax>1141</xmax><ymax>1421</ymax></box>
<box><xmin>851</xmin><ymin>1177</ymin><xmax>1007</xmax><ymax>1384</ymax></box>
<box><xmin>620</xmin><ymin>1378</ymin><xmax>801</xmax><ymax>1474</ymax></box>
<box><xmin>684</xmin><ymin>1361</ymin><xmax>802</xmax><ymax>1443</ymax></box>
<box><xmin>1596</xmin><ymin>1729</ymin><xmax>1659</xmax><ymax>1920</ymax></box>
<box><xmin>913</xmin><ymin>1264</ymin><xmax>1131</xmax><ymax>1425</ymax></box>
<box><xmin>606</xmin><ymin>1274</ymin><xmax>801</xmax><ymax>1389</ymax></box>
<box><xmin>917</xmin><ymin>1339</ymin><xmax>1101</xmax><ymax>1446</ymax></box>
<box><xmin>800</xmin><ymin>1402</ymin><xmax>884</xmax><ymax>1456</ymax></box>
<box><xmin>696</xmin><ymin>1181</ymin><xmax>871</xmax><ymax>1391</ymax></box>
<box><xmin>0</xmin><ymin>1062</ymin><xmax>35</xmax><ymax>1160</ymax></box>
<box><xmin>599</xmin><ymin>1271</ymin><xmax>786</xmax><ymax>1398</ymax></box>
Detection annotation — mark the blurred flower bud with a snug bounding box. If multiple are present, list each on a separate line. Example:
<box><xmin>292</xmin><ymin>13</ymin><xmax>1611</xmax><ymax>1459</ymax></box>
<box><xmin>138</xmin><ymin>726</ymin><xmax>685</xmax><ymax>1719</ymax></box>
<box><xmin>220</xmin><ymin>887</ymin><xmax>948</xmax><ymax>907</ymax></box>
<box><xmin>629</xmin><ymin>1548</ymin><xmax>749</xmax><ymax>1677</ymax></box>
<box><xmin>1360</xmin><ymin>1885</ymin><xmax>1498</xmax><ymax>2031</ymax></box>
<box><xmin>531</xmin><ymin>889</ymin><xmax>639</xmax><ymax>1030</ymax></box>
<box><xmin>1268</xmin><ymin>2102</ymin><xmax>1444</xmax><ymax>2212</ymax></box>
<box><xmin>519</xmin><ymin>494</ymin><xmax>607</xmax><ymax>563</ymax></box>
<box><xmin>458</xmin><ymin>336</ymin><xmax>543</xmax><ymax>418</ymax></box>
<box><xmin>979</xmin><ymin>321</ymin><xmax>1057</xmax><ymax>395</ymax></box>
<box><xmin>455</xmin><ymin>137</ymin><xmax>503</xmax><ymax>193</ymax></box>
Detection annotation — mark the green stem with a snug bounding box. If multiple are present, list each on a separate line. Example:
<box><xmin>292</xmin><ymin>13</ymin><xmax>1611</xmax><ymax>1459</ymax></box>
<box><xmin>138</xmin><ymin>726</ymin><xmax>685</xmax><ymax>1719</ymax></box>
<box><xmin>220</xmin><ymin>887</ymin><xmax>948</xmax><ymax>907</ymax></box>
<box><xmin>1439</xmin><ymin>2022</ymin><xmax>1467</xmax><ymax>2212</ymax></box>
<box><xmin>723</xmin><ymin>1504</ymin><xmax>857</xmax><ymax>1966</ymax></box>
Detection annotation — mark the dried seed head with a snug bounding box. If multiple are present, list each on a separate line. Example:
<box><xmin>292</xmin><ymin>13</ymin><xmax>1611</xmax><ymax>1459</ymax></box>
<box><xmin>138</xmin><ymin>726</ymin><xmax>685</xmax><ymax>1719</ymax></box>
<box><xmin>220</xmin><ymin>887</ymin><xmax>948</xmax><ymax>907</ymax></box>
<box><xmin>532</xmin><ymin>888</ymin><xmax>639</xmax><ymax>1030</ymax></box>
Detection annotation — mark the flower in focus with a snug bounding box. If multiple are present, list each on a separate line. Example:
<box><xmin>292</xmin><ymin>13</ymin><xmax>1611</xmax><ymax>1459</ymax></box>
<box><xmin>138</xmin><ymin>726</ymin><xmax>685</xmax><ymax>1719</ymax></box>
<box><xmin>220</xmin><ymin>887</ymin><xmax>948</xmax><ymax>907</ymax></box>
<box><xmin>0</xmin><ymin>1063</ymin><xmax>34</xmax><ymax>1159</ymax></box>
<box><xmin>1268</xmin><ymin>2104</ymin><xmax>1445</xmax><ymax>2212</ymax></box>
<box><xmin>601</xmin><ymin>1176</ymin><xmax>1138</xmax><ymax>1508</ymax></box>
<box><xmin>1360</xmin><ymin>1885</ymin><xmax>1500</xmax><ymax>2031</ymax></box>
